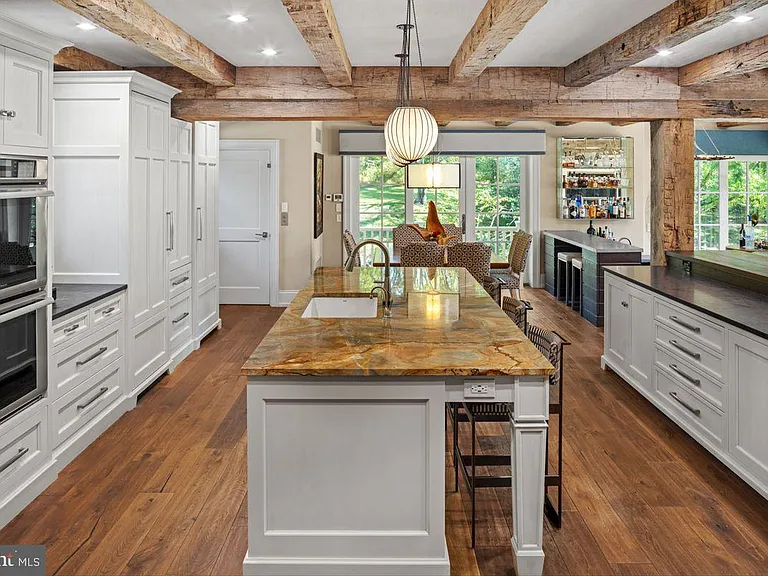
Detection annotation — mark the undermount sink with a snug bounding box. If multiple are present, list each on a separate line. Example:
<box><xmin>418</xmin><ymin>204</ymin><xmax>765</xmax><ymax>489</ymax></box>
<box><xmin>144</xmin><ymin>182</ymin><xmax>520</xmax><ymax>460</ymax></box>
<box><xmin>301</xmin><ymin>297</ymin><xmax>378</xmax><ymax>319</ymax></box>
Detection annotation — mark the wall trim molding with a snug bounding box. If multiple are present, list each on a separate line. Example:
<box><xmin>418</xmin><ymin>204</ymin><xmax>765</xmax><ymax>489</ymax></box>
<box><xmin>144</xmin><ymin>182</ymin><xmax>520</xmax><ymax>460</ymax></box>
<box><xmin>278</xmin><ymin>290</ymin><xmax>299</xmax><ymax>307</ymax></box>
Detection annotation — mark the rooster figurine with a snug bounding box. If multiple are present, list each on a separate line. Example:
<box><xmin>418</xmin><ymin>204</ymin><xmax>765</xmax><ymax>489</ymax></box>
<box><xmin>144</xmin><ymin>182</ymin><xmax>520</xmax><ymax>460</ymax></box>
<box><xmin>408</xmin><ymin>201</ymin><xmax>456</xmax><ymax>246</ymax></box>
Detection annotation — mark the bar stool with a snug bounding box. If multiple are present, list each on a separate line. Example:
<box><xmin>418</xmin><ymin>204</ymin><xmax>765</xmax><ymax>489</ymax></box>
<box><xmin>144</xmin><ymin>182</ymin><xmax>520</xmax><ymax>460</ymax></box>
<box><xmin>556</xmin><ymin>252</ymin><xmax>581</xmax><ymax>303</ymax></box>
<box><xmin>570</xmin><ymin>256</ymin><xmax>583</xmax><ymax>313</ymax></box>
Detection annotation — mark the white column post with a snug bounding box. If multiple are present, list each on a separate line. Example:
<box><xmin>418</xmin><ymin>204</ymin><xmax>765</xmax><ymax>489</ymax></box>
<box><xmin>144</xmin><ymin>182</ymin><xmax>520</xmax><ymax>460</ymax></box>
<box><xmin>510</xmin><ymin>375</ymin><xmax>549</xmax><ymax>576</ymax></box>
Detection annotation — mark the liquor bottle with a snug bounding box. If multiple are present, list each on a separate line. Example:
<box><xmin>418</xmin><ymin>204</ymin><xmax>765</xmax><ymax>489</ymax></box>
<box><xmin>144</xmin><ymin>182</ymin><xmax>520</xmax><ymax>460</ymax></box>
<box><xmin>625</xmin><ymin>198</ymin><xmax>632</xmax><ymax>219</ymax></box>
<box><xmin>739</xmin><ymin>223</ymin><xmax>746</xmax><ymax>248</ymax></box>
<box><xmin>619</xmin><ymin>199</ymin><xmax>626</xmax><ymax>219</ymax></box>
<box><xmin>569</xmin><ymin>199</ymin><xmax>579</xmax><ymax>219</ymax></box>
<box><xmin>597</xmin><ymin>226</ymin><xmax>602</xmax><ymax>238</ymax></box>
<box><xmin>746</xmin><ymin>219</ymin><xmax>756</xmax><ymax>250</ymax></box>
<box><xmin>561</xmin><ymin>197</ymin><xmax>569</xmax><ymax>219</ymax></box>
<box><xmin>588</xmin><ymin>201</ymin><xmax>596</xmax><ymax>219</ymax></box>
<box><xmin>587</xmin><ymin>220</ymin><xmax>596</xmax><ymax>236</ymax></box>
<box><xmin>579</xmin><ymin>201</ymin><xmax>586</xmax><ymax>219</ymax></box>
<box><xmin>612</xmin><ymin>198</ymin><xmax>619</xmax><ymax>219</ymax></box>
<box><xmin>562</xmin><ymin>174</ymin><xmax>567</xmax><ymax>188</ymax></box>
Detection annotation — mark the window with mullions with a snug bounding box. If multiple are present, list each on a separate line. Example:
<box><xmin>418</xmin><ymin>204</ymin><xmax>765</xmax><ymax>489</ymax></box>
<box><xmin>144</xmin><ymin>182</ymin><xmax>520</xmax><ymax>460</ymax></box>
<box><xmin>474</xmin><ymin>156</ymin><xmax>520</xmax><ymax>258</ymax></box>
<box><xmin>695</xmin><ymin>160</ymin><xmax>720</xmax><ymax>249</ymax></box>
<box><xmin>358</xmin><ymin>156</ymin><xmax>406</xmax><ymax>256</ymax></box>
<box><xmin>727</xmin><ymin>161</ymin><xmax>768</xmax><ymax>245</ymax></box>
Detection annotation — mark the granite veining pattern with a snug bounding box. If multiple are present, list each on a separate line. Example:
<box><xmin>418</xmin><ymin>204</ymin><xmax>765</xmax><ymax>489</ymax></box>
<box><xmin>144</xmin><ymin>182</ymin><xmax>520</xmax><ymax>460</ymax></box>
<box><xmin>605</xmin><ymin>266</ymin><xmax>768</xmax><ymax>340</ymax></box>
<box><xmin>52</xmin><ymin>284</ymin><xmax>127</xmax><ymax>320</ymax></box>
<box><xmin>242</xmin><ymin>267</ymin><xmax>554</xmax><ymax>378</ymax></box>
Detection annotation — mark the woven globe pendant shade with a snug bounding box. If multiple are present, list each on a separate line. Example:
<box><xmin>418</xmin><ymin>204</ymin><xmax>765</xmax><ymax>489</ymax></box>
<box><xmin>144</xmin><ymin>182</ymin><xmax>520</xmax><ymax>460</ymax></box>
<box><xmin>384</xmin><ymin>106</ymin><xmax>438</xmax><ymax>163</ymax></box>
<box><xmin>386</xmin><ymin>143</ymin><xmax>411</xmax><ymax>167</ymax></box>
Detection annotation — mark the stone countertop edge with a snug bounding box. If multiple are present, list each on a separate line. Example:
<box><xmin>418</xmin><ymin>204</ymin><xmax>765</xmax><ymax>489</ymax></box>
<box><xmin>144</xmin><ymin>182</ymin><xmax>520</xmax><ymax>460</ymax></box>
<box><xmin>52</xmin><ymin>283</ymin><xmax>128</xmax><ymax>320</ymax></box>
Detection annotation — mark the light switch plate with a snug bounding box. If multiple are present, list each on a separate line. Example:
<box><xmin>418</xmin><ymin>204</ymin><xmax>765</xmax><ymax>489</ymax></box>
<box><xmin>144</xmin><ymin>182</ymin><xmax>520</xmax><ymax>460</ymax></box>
<box><xmin>333</xmin><ymin>193</ymin><xmax>343</xmax><ymax>202</ymax></box>
<box><xmin>336</xmin><ymin>214</ymin><xmax>342</xmax><ymax>223</ymax></box>
<box><xmin>281</xmin><ymin>213</ymin><xmax>289</xmax><ymax>226</ymax></box>
<box><xmin>335</xmin><ymin>203</ymin><xmax>342</xmax><ymax>212</ymax></box>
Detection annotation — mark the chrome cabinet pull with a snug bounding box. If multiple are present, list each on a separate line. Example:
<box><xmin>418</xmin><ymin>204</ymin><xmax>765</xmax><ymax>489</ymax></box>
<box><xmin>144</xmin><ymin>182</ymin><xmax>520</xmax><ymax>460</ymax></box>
<box><xmin>172</xmin><ymin>312</ymin><xmax>189</xmax><ymax>324</ymax></box>
<box><xmin>669</xmin><ymin>392</ymin><xmax>701</xmax><ymax>417</ymax></box>
<box><xmin>0</xmin><ymin>447</ymin><xmax>29</xmax><ymax>474</ymax></box>
<box><xmin>669</xmin><ymin>315</ymin><xmax>701</xmax><ymax>334</ymax></box>
<box><xmin>669</xmin><ymin>339</ymin><xmax>701</xmax><ymax>361</ymax></box>
<box><xmin>101</xmin><ymin>307</ymin><xmax>116</xmax><ymax>316</ymax></box>
<box><xmin>197</xmin><ymin>207</ymin><xmax>203</xmax><ymax>241</ymax></box>
<box><xmin>669</xmin><ymin>364</ymin><xmax>701</xmax><ymax>387</ymax></box>
<box><xmin>166</xmin><ymin>212</ymin><xmax>173</xmax><ymax>251</ymax></box>
<box><xmin>171</xmin><ymin>211</ymin><xmax>175</xmax><ymax>251</ymax></box>
<box><xmin>63</xmin><ymin>324</ymin><xmax>80</xmax><ymax>334</ymax></box>
<box><xmin>76</xmin><ymin>346</ymin><xmax>108</xmax><ymax>367</ymax></box>
<box><xmin>172</xmin><ymin>276</ymin><xmax>189</xmax><ymax>286</ymax></box>
<box><xmin>77</xmin><ymin>387</ymin><xmax>109</xmax><ymax>410</ymax></box>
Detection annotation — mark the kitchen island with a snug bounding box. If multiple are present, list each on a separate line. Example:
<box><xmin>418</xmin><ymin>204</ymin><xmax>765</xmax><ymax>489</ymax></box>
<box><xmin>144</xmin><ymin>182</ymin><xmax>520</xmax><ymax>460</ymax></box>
<box><xmin>242</xmin><ymin>266</ymin><xmax>553</xmax><ymax>576</ymax></box>
<box><xmin>544</xmin><ymin>230</ymin><xmax>643</xmax><ymax>326</ymax></box>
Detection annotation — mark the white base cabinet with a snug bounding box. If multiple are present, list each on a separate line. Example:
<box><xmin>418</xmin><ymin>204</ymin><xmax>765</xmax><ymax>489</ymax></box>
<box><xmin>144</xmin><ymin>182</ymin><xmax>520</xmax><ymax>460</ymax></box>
<box><xmin>603</xmin><ymin>271</ymin><xmax>768</xmax><ymax>499</ymax></box>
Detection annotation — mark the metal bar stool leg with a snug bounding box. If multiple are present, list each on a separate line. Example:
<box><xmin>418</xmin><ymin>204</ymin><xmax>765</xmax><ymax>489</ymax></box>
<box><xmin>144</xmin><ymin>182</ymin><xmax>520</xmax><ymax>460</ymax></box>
<box><xmin>471</xmin><ymin>411</ymin><xmax>477</xmax><ymax>549</ymax></box>
<box><xmin>453</xmin><ymin>404</ymin><xmax>459</xmax><ymax>492</ymax></box>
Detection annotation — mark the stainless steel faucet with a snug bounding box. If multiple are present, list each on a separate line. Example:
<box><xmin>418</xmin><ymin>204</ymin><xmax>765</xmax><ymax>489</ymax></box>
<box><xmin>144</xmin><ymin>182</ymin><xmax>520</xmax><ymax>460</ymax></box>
<box><xmin>344</xmin><ymin>239</ymin><xmax>392</xmax><ymax>311</ymax></box>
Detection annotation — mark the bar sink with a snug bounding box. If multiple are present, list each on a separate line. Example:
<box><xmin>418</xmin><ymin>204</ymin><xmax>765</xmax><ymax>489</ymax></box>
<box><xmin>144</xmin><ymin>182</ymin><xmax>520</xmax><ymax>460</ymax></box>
<box><xmin>301</xmin><ymin>297</ymin><xmax>378</xmax><ymax>319</ymax></box>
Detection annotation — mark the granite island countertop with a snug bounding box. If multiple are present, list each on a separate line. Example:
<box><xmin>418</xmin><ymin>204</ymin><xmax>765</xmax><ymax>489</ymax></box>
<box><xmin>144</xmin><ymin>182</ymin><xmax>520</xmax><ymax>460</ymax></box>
<box><xmin>242</xmin><ymin>267</ymin><xmax>554</xmax><ymax>378</ymax></box>
<box><xmin>604</xmin><ymin>265</ymin><xmax>768</xmax><ymax>340</ymax></box>
<box><xmin>53</xmin><ymin>283</ymin><xmax>127</xmax><ymax>320</ymax></box>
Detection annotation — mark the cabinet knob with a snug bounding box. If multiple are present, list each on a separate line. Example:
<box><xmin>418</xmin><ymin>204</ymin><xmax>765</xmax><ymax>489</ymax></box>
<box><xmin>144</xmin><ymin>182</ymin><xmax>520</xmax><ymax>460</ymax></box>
<box><xmin>0</xmin><ymin>110</ymin><xmax>8</xmax><ymax>117</ymax></box>
<box><xmin>621</xmin><ymin>301</ymin><xmax>629</xmax><ymax>308</ymax></box>
<box><xmin>7</xmin><ymin>110</ymin><xmax>15</xmax><ymax>118</ymax></box>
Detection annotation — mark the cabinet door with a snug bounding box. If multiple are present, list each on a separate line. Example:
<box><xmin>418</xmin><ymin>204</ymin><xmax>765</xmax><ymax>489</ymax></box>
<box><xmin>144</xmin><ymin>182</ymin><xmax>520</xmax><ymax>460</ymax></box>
<box><xmin>193</xmin><ymin>121</ymin><xmax>219</xmax><ymax>289</ymax></box>
<box><xmin>627</xmin><ymin>284</ymin><xmax>654</xmax><ymax>392</ymax></box>
<box><xmin>604</xmin><ymin>274</ymin><xmax>629</xmax><ymax>367</ymax></box>
<box><xmin>729</xmin><ymin>331</ymin><xmax>768</xmax><ymax>485</ymax></box>
<box><xmin>3</xmin><ymin>48</ymin><xmax>49</xmax><ymax>149</ymax></box>
<box><xmin>194</xmin><ymin>161</ymin><xmax>210</xmax><ymax>290</ymax></box>
<box><xmin>168</xmin><ymin>119</ymin><xmax>192</xmax><ymax>271</ymax></box>
<box><xmin>130</xmin><ymin>92</ymin><xmax>169</xmax><ymax>327</ymax></box>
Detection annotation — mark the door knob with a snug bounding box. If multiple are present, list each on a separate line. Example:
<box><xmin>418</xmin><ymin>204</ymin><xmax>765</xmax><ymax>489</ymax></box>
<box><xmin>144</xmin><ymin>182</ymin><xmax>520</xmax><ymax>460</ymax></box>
<box><xmin>260</xmin><ymin>231</ymin><xmax>269</xmax><ymax>238</ymax></box>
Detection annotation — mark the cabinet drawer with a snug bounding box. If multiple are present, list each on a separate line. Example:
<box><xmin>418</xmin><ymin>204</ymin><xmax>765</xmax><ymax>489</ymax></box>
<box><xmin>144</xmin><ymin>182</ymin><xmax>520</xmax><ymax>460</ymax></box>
<box><xmin>655</xmin><ymin>323</ymin><xmax>724</xmax><ymax>382</ymax></box>
<box><xmin>169</xmin><ymin>265</ymin><xmax>192</xmax><ymax>300</ymax></box>
<box><xmin>655</xmin><ymin>367</ymin><xmax>726</xmax><ymax>448</ymax></box>
<box><xmin>52</xmin><ymin>360</ymin><xmax>123</xmax><ymax>448</ymax></box>
<box><xmin>90</xmin><ymin>292</ymin><xmax>125</xmax><ymax>331</ymax></box>
<box><xmin>52</xmin><ymin>309</ymin><xmax>90</xmax><ymax>351</ymax></box>
<box><xmin>169</xmin><ymin>292</ymin><xmax>192</xmax><ymax>352</ymax></box>
<box><xmin>0</xmin><ymin>404</ymin><xmax>48</xmax><ymax>500</ymax></box>
<box><xmin>655</xmin><ymin>298</ymin><xmax>724</xmax><ymax>353</ymax></box>
<box><xmin>655</xmin><ymin>345</ymin><xmax>724</xmax><ymax>410</ymax></box>
<box><xmin>51</xmin><ymin>322</ymin><xmax>124</xmax><ymax>399</ymax></box>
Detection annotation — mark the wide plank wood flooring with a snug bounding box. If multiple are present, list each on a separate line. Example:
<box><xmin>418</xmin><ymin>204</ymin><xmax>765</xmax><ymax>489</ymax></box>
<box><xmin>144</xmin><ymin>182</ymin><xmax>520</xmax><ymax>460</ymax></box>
<box><xmin>1</xmin><ymin>292</ymin><xmax>768</xmax><ymax>575</ymax></box>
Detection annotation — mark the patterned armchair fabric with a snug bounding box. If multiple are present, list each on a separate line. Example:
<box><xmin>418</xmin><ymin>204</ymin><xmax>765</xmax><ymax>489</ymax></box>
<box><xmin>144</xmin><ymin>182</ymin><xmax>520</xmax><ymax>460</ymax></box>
<box><xmin>504</xmin><ymin>230</ymin><xmax>533</xmax><ymax>291</ymax></box>
<box><xmin>446</xmin><ymin>242</ymin><xmax>491</xmax><ymax>283</ymax></box>
<box><xmin>343</xmin><ymin>230</ymin><xmax>360</xmax><ymax>267</ymax></box>
<box><xmin>442</xmin><ymin>224</ymin><xmax>463</xmax><ymax>246</ymax></box>
<box><xmin>482</xmin><ymin>276</ymin><xmax>503</xmax><ymax>306</ymax></box>
<box><xmin>400</xmin><ymin>242</ymin><xmax>446</xmax><ymax>267</ymax></box>
<box><xmin>502</xmin><ymin>297</ymin><xmax>529</xmax><ymax>333</ymax></box>
<box><xmin>392</xmin><ymin>225</ymin><xmax>424</xmax><ymax>250</ymax></box>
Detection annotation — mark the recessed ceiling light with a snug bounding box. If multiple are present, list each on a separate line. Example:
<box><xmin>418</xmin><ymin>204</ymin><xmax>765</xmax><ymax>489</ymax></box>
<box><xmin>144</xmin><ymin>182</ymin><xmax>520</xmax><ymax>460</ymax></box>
<box><xmin>227</xmin><ymin>14</ymin><xmax>248</xmax><ymax>23</ymax></box>
<box><xmin>76</xmin><ymin>21</ymin><xmax>97</xmax><ymax>31</ymax></box>
<box><xmin>732</xmin><ymin>15</ymin><xmax>754</xmax><ymax>23</ymax></box>
<box><xmin>657</xmin><ymin>49</ymin><xmax>674</xmax><ymax>57</ymax></box>
<box><xmin>261</xmin><ymin>47</ymin><xmax>277</xmax><ymax>57</ymax></box>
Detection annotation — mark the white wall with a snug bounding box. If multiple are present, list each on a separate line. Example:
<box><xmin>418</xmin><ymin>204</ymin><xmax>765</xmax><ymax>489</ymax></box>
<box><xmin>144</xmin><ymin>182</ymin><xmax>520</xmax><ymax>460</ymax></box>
<box><xmin>220</xmin><ymin>121</ymin><xmax>317</xmax><ymax>293</ymax></box>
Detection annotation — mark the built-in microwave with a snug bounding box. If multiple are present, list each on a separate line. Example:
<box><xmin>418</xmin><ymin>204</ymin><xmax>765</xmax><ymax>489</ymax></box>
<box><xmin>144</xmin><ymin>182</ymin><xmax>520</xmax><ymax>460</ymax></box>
<box><xmin>0</xmin><ymin>155</ymin><xmax>50</xmax><ymax>303</ymax></box>
<box><xmin>0</xmin><ymin>292</ymin><xmax>49</xmax><ymax>423</ymax></box>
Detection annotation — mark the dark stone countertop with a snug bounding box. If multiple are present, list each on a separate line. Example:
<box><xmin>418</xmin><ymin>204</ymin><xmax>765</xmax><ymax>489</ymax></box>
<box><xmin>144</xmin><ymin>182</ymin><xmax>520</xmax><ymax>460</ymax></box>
<box><xmin>604</xmin><ymin>265</ymin><xmax>768</xmax><ymax>341</ymax></box>
<box><xmin>53</xmin><ymin>284</ymin><xmax>127</xmax><ymax>320</ymax></box>
<box><xmin>544</xmin><ymin>230</ymin><xmax>643</xmax><ymax>253</ymax></box>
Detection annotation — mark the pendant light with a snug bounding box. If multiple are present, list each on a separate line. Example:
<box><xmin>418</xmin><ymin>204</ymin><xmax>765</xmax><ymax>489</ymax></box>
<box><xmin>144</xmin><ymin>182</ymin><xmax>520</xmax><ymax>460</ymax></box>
<box><xmin>384</xmin><ymin>0</ymin><xmax>438</xmax><ymax>164</ymax></box>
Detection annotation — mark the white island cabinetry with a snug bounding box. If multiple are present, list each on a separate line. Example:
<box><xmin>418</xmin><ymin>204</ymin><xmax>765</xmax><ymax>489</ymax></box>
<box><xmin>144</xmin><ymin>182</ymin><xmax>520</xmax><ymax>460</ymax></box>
<box><xmin>603</xmin><ymin>269</ymin><xmax>768</xmax><ymax>499</ymax></box>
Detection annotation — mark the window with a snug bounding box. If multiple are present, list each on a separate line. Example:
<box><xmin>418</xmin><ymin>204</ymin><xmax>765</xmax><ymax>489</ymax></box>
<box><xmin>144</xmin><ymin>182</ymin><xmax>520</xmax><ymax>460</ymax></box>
<box><xmin>474</xmin><ymin>157</ymin><xmax>520</xmax><ymax>258</ymax></box>
<box><xmin>694</xmin><ymin>158</ymin><xmax>768</xmax><ymax>249</ymax></box>
<box><xmin>352</xmin><ymin>155</ymin><xmax>524</xmax><ymax>260</ymax></box>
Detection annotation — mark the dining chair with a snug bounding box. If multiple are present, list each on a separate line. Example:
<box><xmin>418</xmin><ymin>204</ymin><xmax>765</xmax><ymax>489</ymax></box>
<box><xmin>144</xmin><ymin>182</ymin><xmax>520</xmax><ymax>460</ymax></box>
<box><xmin>392</xmin><ymin>224</ymin><xmax>424</xmax><ymax>251</ymax></box>
<box><xmin>446</xmin><ymin>242</ymin><xmax>492</xmax><ymax>284</ymax></box>
<box><xmin>400</xmin><ymin>242</ymin><xmax>445</xmax><ymax>268</ymax></box>
<box><xmin>343</xmin><ymin>230</ymin><xmax>360</xmax><ymax>267</ymax></box>
<box><xmin>503</xmin><ymin>230</ymin><xmax>533</xmax><ymax>299</ymax></box>
<box><xmin>502</xmin><ymin>297</ymin><xmax>533</xmax><ymax>334</ymax></box>
<box><xmin>442</xmin><ymin>224</ymin><xmax>463</xmax><ymax>246</ymax></box>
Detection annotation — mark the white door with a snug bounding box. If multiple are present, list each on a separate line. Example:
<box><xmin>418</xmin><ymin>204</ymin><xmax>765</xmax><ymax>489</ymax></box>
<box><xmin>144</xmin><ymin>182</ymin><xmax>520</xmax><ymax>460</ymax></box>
<box><xmin>4</xmin><ymin>47</ymin><xmax>49</xmax><ymax>149</ymax></box>
<box><xmin>219</xmin><ymin>145</ymin><xmax>272</xmax><ymax>305</ymax></box>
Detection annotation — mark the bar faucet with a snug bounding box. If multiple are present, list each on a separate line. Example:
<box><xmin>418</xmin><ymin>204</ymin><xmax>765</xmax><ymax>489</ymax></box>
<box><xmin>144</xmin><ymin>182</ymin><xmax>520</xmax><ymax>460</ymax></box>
<box><xmin>344</xmin><ymin>239</ymin><xmax>392</xmax><ymax>311</ymax></box>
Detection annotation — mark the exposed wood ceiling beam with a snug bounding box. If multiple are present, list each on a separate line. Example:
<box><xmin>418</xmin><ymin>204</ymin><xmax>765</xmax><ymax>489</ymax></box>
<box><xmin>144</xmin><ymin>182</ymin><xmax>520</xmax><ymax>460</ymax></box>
<box><xmin>564</xmin><ymin>0</ymin><xmax>768</xmax><ymax>87</ymax></box>
<box><xmin>449</xmin><ymin>0</ymin><xmax>547</xmax><ymax>83</ymax></box>
<box><xmin>52</xmin><ymin>0</ymin><xmax>235</xmax><ymax>86</ymax></box>
<box><xmin>280</xmin><ymin>0</ymin><xmax>352</xmax><ymax>86</ymax></box>
<box><xmin>494</xmin><ymin>120</ymin><xmax>514</xmax><ymax>126</ymax></box>
<box><xmin>171</xmin><ymin>98</ymin><xmax>768</xmax><ymax>122</ymax></box>
<box><xmin>54</xmin><ymin>46</ymin><xmax>122</xmax><ymax>71</ymax></box>
<box><xmin>716</xmin><ymin>121</ymin><xmax>767</xmax><ymax>128</ymax></box>
<box><xmin>138</xmin><ymin>65</ymin><xmax>768</xmax><ymax>103</ymax></box>
<box><xmin>611</xmin><ymin>121</ymin><xmax>638</xmax><ymax>126</ymax></box>
<box><xmin>680</xmin><ymin>34</ymin><xmax>768</xmax><ymax>86</ymax></box>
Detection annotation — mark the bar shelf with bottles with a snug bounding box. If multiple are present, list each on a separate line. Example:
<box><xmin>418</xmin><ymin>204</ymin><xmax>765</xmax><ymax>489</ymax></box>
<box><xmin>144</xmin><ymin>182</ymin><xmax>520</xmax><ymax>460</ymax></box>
<box><xmin>557</xmin><ymin>136</ymin><xmax>634</xmax><ymax>220</ymax></box>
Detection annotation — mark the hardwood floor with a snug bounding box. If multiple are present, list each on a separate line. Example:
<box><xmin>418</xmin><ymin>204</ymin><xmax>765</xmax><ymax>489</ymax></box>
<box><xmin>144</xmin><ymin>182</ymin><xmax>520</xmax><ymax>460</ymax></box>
<box><xmin>1</xmin><ymin>293</ymin><xmax>768</xmax><ymax>575</ymax></box>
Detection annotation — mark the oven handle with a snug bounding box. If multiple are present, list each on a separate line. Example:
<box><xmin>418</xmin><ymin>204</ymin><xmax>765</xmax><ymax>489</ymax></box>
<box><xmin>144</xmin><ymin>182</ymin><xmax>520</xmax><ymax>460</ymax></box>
<box><xmin>0</xmin><ymin>292</ymin><xmax>51</xmax><ymax>321</ymax></box>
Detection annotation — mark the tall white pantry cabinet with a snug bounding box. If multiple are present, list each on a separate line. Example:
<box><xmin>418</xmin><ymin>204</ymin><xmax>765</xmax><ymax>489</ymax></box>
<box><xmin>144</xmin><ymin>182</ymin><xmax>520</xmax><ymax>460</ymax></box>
<box><xmin>52</xmin><ymin>72</ymin><xmax>183</xmax><ymax>398</ymax></box>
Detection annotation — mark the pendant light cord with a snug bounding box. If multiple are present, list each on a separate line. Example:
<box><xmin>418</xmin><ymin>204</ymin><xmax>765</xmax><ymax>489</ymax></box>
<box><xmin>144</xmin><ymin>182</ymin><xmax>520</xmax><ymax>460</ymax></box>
<box><xmin>410</xmin><ymin>0</ymin><xmax>430</xmax><ymax>112</ymax></box>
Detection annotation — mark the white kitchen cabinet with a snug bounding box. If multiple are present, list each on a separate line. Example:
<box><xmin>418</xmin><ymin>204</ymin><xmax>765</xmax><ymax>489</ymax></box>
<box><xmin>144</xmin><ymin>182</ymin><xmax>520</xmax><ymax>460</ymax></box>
<box><xmin>0</xmin><ymin>16</ymin><xmax>68</xmax><ymax>156</ymax></box>
<box><xmin>192</xmin><ymin>121</ymin><xmax>221</xmax><ymax>345</ymax></box>
<box><xmin>168</xmin><ymin>118</ymin><xmax>193</xmax><ymax>272</ymax></box>
<box><xmin>728</xmin><ymin>330</ymin><xmax>768</xmax><ymax>489</ymax></box>
<box><xmin>604</xmin><ymin>273</ymin><xmax>653</xmax><ymax>392</ymax></box>
<box><xmin>52</xmin><ymin>72</ymin><xmax>180</xmax><ymax>397</ymax></box>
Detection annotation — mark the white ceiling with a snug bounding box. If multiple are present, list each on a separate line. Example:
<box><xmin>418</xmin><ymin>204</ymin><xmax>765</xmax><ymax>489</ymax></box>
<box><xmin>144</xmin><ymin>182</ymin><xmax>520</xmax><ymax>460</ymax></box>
<box><xmin>1</xmin><ymin>0</ymin><xmax>767</xmax><ymax>72</ymax></box>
